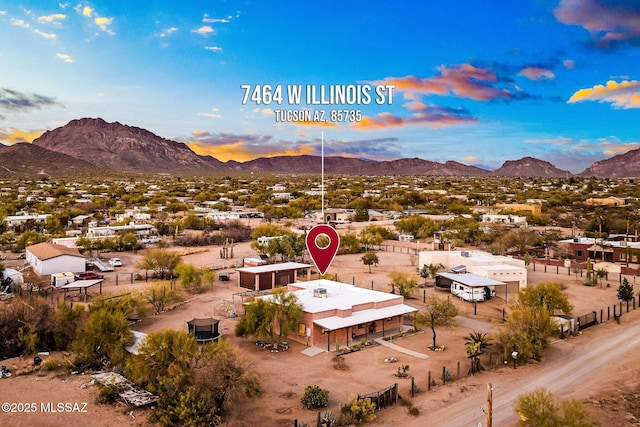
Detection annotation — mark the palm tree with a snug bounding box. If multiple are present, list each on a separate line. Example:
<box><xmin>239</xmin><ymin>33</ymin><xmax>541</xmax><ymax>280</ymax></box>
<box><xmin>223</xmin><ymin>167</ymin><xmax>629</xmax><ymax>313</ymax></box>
<box><xmin>465</xmin><ymin>331</ymin><xmax>492</xmax><ymax>374</ymax></box>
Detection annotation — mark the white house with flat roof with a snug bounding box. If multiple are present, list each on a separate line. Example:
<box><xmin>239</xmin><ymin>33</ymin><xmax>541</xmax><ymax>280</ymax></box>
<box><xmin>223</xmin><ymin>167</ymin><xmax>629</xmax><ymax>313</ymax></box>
<box><xmin>259</xmin><ymin>279</ymin><xmax>417</xmax><ymax>348</ymax></box>
<box><xmin>419</xmin><ymin>250</ymin><xmax>526</xmax><ymax>298</ymax></box>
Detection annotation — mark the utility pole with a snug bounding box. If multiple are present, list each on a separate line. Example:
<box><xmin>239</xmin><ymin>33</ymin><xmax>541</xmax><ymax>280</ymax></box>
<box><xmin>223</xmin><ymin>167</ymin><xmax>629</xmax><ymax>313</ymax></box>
<box><xmin>487</xmin><ymin>383</ymin><xmax>493</xmax><ymax>427</ymax></box>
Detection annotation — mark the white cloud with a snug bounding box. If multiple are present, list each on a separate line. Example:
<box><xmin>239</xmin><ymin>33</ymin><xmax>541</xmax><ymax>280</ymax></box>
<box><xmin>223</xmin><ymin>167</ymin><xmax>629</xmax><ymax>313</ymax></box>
<box><xmin>202</xmin><ymin>13</ymin><xmax>230</xmax><ymax>24</ymax></box>
<box><xmin>199</xmin><ymin>112</ymin><xmax>222</xmax><ymax>118</ymax></box>
<box><xmin>192</xmin><ymin>25</ymin><xmax>215</xmax><ymax>35</ymax></box>
<box><xmin>158</xmin><ymin>27</ymin><xmax>178</xmax><ymax>37</ymax></box>
<box><xmin>11</xmin><ymin>18</ymin><xmax>31</xmax><ymax>29</ymax></box>
<box><xmin>34</xmin><ymin>29</ymin><xmax>56</xmax><ymax>39</ymax></box>
<box><xmin>56</xmin><ymin>53</ymin><xmax>73</xmax><ymax>62</ymax></box>
<box><xmin>204</xmin><ymin>46</ymin><xmax>223</xmax><ymax>52</ymax></box>
<box><xmin>38</xmin><ymin>13</ymin><xmax>66</xmax><ymax>23</ymax></box>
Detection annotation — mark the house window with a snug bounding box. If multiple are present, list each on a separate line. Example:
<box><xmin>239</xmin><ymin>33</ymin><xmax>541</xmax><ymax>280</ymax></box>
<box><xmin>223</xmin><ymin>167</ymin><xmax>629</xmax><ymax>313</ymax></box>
<box><xmin>620</xmin><ymin>253</ymin><xmax>626</xmax><ymax>261</ymax></box>
<box><xmin>358</xmin><ymin>323</ymin><xmax>365</xmax><ymax>329</ymax></box>
<box><xmin>576</xmin><ymin>250</ymin><xmax>583</xmax><ymax>257</ymax></box>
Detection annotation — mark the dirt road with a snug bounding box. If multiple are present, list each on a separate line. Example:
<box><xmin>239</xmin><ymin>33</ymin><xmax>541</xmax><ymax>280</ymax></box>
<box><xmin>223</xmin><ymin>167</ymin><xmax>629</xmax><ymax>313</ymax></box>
<box><xmin>402</xmin><ymin>310</ymin><xmax>640</xmax><ymax>426</ymax></box>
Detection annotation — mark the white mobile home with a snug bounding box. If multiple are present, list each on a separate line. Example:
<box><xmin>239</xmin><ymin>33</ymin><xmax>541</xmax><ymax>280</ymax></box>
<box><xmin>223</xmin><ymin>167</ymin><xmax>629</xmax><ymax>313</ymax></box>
<box><xmin>25</xmin><ymin>242</ymin><xmax>86</xmax><ymax>276</ymax></box>
<box><xmin>436</xmin><ymin>272</ymin><xmax>505</xmax><ymax>302</ymax></box>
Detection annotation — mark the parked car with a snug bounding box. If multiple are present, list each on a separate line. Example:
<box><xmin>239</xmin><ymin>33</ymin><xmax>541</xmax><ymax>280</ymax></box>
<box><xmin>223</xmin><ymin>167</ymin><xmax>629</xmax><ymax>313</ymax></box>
<box><xmin>108</xmin><ymin>258</ymin><xmax>122</xmax><ymax>267</ymax></box>
<box><xmin>142</xmin><ymin>236</ymin><xmax>160</xmax><ymax>244</ymax></box>
<box><xmin>74</xmin><ymin>271</ymin><xmax>104</xmax><ymax>281</ymax></box>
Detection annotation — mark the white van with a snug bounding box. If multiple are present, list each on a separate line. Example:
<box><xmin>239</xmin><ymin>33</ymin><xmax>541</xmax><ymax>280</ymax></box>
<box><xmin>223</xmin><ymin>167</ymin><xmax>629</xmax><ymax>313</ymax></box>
<box><xmin>398</xmin><ymin>234</ymin><xmax>414</xmax><ymax>242</ymax></box>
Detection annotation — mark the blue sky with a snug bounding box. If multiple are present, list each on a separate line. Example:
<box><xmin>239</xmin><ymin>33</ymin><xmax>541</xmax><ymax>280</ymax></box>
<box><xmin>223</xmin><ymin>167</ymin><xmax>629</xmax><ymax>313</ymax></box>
<box><xmin>1</xmin><ymin>0</ymin><xmax>639</xmax><ymax>173</ymax></box>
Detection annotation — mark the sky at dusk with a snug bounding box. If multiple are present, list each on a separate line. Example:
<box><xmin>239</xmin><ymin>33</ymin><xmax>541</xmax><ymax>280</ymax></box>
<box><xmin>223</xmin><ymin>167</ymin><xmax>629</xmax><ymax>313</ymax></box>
<box><xmin>1</xmin><ymin>0</ymin><xmax>640</xmax><ymax>173</ymax></box>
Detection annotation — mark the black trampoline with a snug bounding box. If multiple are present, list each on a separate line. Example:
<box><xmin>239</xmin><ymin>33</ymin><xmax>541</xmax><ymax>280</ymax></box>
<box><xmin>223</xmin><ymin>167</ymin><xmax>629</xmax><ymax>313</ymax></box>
<box><xmin>186</xmin><ymin>317</ymin><xmax>221</xmax><ymax>343</ymax></box>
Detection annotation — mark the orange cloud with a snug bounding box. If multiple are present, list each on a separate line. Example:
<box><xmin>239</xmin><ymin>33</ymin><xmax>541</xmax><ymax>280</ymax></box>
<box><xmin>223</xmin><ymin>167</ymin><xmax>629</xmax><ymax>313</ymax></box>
<box><xmin>555</xmin><ymin>0</ymin><xmax>640</xmax><ymax>46</ymax></box>
<box><xmin>518</xmin><ymin>66</ymin><xmax>555</xmax><ymax>81</ymax></box>
<box><xmin>568</xmin><ymin>80</ymin><xmax>640</xmax><ymax>109</ymax></box>
<box><xmin>351</xmin><ymin>104</ymin><xmax>477</xmax><ymax>130</ymax></box>
<box><xmin>0</xmin><ymin>128</ymin><xmax>43</xmax><ymax>144</ymax></box>
<box><xmin>187</xmin><ymin>140</ymin><xmax>316</xmax><ymax>162</ymax></box>
<box><xmin>372</xmin><ymin>64</ymin><xmax>513</xmax><ymax>101</ymax></box>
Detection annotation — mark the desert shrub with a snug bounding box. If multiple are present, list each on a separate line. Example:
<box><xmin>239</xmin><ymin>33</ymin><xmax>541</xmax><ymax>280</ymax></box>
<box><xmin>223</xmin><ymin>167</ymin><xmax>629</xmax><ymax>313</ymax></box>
<box><xmin>96</xmin><ymin>384</ymin><xmax>122</xmax><ymax>404</ymax></box>
<box><xmin>300</xmin><ymin>385</ymin><xmax>329</xmax><ymax>409</ymax></box>
<box><xmin>348</xmin><ymin>394</ymin><xmax>376</xmax><ymax>424</ymax></box>
<box><xmin>408</xmin><ymin>406</ymin><xmax>420</xmax><ymax>416</ymax></box>
<box><xmin>42</xmin><ymin>358</ymin><xmax>60</xmax><ymax>371</ymax></box>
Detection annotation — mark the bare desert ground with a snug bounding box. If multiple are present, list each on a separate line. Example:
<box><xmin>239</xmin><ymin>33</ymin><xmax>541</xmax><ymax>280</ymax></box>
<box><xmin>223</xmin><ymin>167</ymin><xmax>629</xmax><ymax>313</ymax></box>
<box><xmin>3</xmin><ymin>240</ymin><xmax>640</xmax><ymax>426</ymax></box>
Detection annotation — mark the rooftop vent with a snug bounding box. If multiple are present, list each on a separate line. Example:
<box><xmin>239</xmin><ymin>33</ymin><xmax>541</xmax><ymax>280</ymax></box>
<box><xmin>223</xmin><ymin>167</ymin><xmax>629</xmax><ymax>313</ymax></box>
<box><xmin>461</xmin><ymin>251</ymin><xmax>471</xmax><ymax>257</ymax></box>
<box><xmin>313</xmin><ymin>288</ymin><xmax>328</xmax><ymax>298</ymax></box>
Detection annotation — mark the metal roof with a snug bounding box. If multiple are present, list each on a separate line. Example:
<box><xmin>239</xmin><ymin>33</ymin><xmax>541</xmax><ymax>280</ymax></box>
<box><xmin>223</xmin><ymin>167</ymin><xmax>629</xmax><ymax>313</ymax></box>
<box><xmin>313</xmin><ymin>304</ymin><xmax>417</xmax><ymax>330</ymax></box>
<box><xmin>59</xmin><ymin>279</ymin><xmax>103</xmax><ymax>289</ymax></box>
<box><xmin>436</xmin><ymin>272</ymin><xmax>505</xmax><ymax>287</ymax></box>
<box><xmin>236</xmin><ymin>262</ymin><xmax>311</xmax><ymax>274</ymax></box>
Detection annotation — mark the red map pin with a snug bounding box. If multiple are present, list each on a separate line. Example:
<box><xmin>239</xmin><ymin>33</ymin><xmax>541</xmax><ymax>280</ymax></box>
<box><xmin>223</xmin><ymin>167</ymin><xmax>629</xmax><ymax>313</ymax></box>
<box><xmin>306</xmin><ymin>224</ymin><xmax>340</xmax><ymax>275</ymax></box>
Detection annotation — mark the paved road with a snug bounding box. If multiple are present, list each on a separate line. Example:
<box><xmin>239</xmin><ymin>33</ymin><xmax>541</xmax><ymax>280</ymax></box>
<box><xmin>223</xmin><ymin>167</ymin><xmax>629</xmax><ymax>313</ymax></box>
<box><xmin>403</xmin><ymin>312</ymin><xmax>640</xmax><ymax>426</ymax></box>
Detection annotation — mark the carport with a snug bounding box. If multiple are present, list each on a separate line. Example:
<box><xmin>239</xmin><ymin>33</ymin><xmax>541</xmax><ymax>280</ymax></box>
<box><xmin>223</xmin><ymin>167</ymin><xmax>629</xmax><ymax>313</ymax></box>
<box><xmin>59</xmin><ymin>279</ymin><xmax>104</xmax><ymax>302</ymax></box>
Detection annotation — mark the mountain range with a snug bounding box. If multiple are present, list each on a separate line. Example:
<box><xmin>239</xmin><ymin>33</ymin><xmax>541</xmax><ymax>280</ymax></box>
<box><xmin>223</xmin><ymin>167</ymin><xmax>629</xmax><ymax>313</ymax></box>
<box><xmin>0</xmin><ymin>117</ymin><xmax>636</xmax><ymax>178</ymax></box>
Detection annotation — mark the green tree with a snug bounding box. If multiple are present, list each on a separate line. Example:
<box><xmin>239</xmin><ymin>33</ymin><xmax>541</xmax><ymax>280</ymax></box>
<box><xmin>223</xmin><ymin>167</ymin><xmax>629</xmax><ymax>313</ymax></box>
<box><xmin>121</xmin><ymin>232</ymin><xmax>139</xmax><ymax>253</ymax></box>
<box><xmin>361</xmin><ymin>252</ymin><xmax>379</xmax><ymax>273</ymax></box>
<box><xmin>143</xmin><ymin>282</ymin><xmax>182</xmax><ymax>314</ymax></box>
<box><xmin>194</xmin><ymin>339</ymin><xmax>261</xmax><ymax>416</ymax></box>
<box><xmin>53</xmin><ymin>301</ymin><xmax>86</xmax><ymax>350</ymax></box>
<box><xmin>359</xmin><ymin>228</ymin><xmax>383</xmax><ymax>251</ymax></box>
<box><xmin>515</xmin><ymin>388</ymin><xmax>595</xmax><ymax>427</ymax></box>
<box><xmin>415</xmin><ymin>294</ymin><xmax>458</xmax><ymax>349</ymax></box>
<box><xmin>125</xmin><ymin>329</ymin><xmax>197</xmax><ymax>398</ymax></box>
<box><xmin>388</xmin><ymin>270</ymin><xmax>418</xmax><ymax>298</ymax></box>
<box><xmin>126</xmin><ymin>333</ymin><xmax>260</xmax><ymax>425</ymax></box>
<box><xmin>137</xmin><ymin>248</ymin><xmax>182</xmax><ymax>279</ymax></box>
<box><xmin>16</xmin><ymin>230</ymin><xmax>47</xmax><ymax>250</ymax></box>
<box><xmin>339</xmin><ymin>232</ymin><xmax>362</xmax><ymax>254</ymax></box>
<box><xmin>90</xmin><ymin>292</ymin><xmax>147</xmax><ymax>320</ymax></box>
<box><xmin>395</xmin><ymin>215</ymin><xmax>438</xmax><ymax>239</ymax></box>
<box><xmin>617</xmin><ymin>277</ymin><xmax>634</xmax><ymax>303</ymax></box>
<box><xmin>250</xmin><ymin>223</ymin><xmax>289</xmax><ymax>240</ymax></box>
<box><xmin>420</xmin><ymin>263</ymin><xmax>444</xmax><ymax>285</ymax></box>
<box><xmin>176</xmin><ymin>263</ymin><xmax>216</xmax><ymax>293</ymax></box>
<box><xmin>235</xmin><ymin>288</ymin><xmax>303</xmax><ymax>345</ymax></box>
<box><xmin>518</xmin><ymin>282</ymin><xmax>573</xmax><ymax>315</ymax></box>
<box><xmin>73</xmin><ymin>308</ymin><xmax>133</xmax><ymax>369</ymax></box>
<box><xmin>354</xmin><ymin>206</ymin><xmax>369</xmax><ymax>222</ymax></box>
<box><xmin>587</xmin><ymin>207</ymin><xmax>608</xmax><ymax>235</ymax></box>
<box><xmin>264</xmin><ymin>233</ymin><xmax>306</xmax><ymax>262</ymax></box>
<box><xmin>594</xmin><ymin>267</ymin><xmax>607</xmax><ymax>287</ymax></box>
<box><xmin>494</xmin><ymin>283</ymin><xmax>571</xmax><ymax>363</ymax></box>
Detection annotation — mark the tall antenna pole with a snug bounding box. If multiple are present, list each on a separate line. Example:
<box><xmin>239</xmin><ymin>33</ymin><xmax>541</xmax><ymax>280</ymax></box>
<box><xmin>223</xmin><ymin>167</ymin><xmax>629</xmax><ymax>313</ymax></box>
<box><xmin>321</xmin><ymin>131</ymin><xmax>325</xmax><ymax>223</ymax></box>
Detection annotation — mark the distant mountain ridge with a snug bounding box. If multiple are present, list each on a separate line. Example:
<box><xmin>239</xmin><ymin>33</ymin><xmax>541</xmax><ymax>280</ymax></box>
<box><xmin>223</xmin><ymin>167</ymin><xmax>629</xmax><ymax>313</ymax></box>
<box><xmin>491</xmin><ymin>157</ymin><xmax>571</xmax><ymax>177</ymax></box>
<box><xmin>14</xmin><ymin>117</ymin><xmax>639</xmax><ymax>178</ymax></box>
<box><xmin>0</xmin><ymin>143</ymin><xmax>111</xmax><ymax>178</ymax></box>
<box><xmin>579</xmin><ymin>148</ymin><xmax>640</xmax><ymax>178</ymax></box>
<box><xmin>33</xmin><ymin>118</ymin><xmax>224</xmax><ymax>174</ymax></box>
